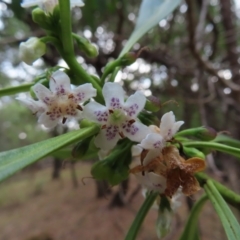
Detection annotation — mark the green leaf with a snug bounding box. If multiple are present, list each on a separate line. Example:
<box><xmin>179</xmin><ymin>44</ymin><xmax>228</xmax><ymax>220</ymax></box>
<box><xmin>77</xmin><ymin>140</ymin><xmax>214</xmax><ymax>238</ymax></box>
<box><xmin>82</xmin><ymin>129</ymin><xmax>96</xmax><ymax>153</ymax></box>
<box><xmin>0</xmin><ymin>125</ymin><xmax>99</xmax><ymax>182</ymax></box>
<box><xmin>0</xmin><ymin>83</ymin><xmax>33</xmax><ymax>97</ymax></box>
<box><xmin>196</xmin><ymin>172</ymin><xmax>240</xmax><ymax>209</ymax></box>
<box><xmin>183</xmin><ymin>141</ymin><xmax>240</xmax><ymax>160</ymax></box>
<box><xmin>91</xmin><ymin>140</ymin><xmax>132</xmax><ymax>185</ymax></box>
<box><xmin>91</xmin><ymin>160</ymin><xmax>129</xmax><ymax>185</ymax></box>
<box><xmin>179</xmin><ymin>194</ymin><xmax>208</xmax><ymax>240</ymax></box>
<box><xmin>125</xmin><ymin>192</ymin><xmax>158</xmax><ymax>240</ymax></box>
<box><xmin>204</xmin><ymin>180</ymin><xmax>240</xmax><ymax>240</ymax></box>
<box><xmin>213</xmin><ymin>134</ymin><xmax>240</xmax><ymax>149</ymax></box>
<box><xmin>119</xmin><ymin>0</ymin><xmax>181</xmax><ymax>57</ymax></box>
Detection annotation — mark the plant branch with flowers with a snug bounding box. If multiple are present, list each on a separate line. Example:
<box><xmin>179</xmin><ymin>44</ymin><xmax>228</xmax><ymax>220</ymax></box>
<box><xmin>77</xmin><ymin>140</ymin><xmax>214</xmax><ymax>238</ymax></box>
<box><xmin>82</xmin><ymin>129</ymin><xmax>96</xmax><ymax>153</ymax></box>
<box><xmin>0</xmin><ymin>0</ymin><xmax>240</xmax><ymax>239</ymax></box>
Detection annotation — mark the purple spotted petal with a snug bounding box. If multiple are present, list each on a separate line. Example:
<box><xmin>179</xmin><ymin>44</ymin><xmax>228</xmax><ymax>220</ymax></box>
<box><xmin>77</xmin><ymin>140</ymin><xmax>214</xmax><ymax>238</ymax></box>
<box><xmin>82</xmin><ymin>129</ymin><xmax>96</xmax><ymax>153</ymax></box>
<box><xmin>72</xmin><ymin>83</ymin><xmax>97</xmax><ymax>103</ymax></box>
<box><xmin>38</xmin><ymin>112</ymin><xmax>59</xmax><ymax>128</ymax></box>
<box><xmin>139</xmin><ymin>133</ymin><xmax>164</xmax><ymax>151</ymax></box>
<box><xmin>50</xmin><ymin>70</ymin><xmax>71</xmax><ymax>95</ymax></box>
<box><xmin>94</xmin><ymin>126</ymin><xmax>120</xmax><ymax>150</ymax></box>
<box><xmin>32</xmin><ymin>83</ymin><xmax>53</xmax><ymax>106</ymax></box>
<box><xmin>83</xmin><ymin>102</ymin><xmax>108</xmax><ymax>124</ymax></box>
<box><xmin>122</xmin><ymin>121</ymin><xmax>150</xmax><ymax>143</ymax></box>
<box><xmin>102</xmin><ymin>82</ymin><xmax>125</xmax><ymax>109</ymax></box>
<box><xmin>124</xmin><ymin>91</ymin><xmax>146</xmax><ymax>118</ymax></box>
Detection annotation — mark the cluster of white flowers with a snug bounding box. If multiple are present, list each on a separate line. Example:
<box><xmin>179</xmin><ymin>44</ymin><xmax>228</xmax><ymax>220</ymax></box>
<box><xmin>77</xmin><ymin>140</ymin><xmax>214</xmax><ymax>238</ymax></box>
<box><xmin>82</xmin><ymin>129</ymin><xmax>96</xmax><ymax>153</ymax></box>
<box><xmin>131</xmin><ymin>111</ymin><xmax>184</xmax><ymax>193</ymax></box>
<box><xmin>18</xmin><ymin>70</ymin><xmax>153</xmax><ymax>150</ymax></box>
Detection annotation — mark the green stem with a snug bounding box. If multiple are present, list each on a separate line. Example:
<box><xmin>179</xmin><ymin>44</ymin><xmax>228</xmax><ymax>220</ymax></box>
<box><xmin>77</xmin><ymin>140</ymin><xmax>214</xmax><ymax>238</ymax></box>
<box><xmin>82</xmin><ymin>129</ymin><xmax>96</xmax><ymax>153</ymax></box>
<box><xmin>179</xmin><ymin>194</ymin><xmax>208</xmax><ymax>240</ymax></box>
<box><xmin>196</xmin><ymin>172</ymin><xmax>240</xmax><ymax>209</ymax></box>
<box><xmin>63</xmin><ymin>55</ymin><xmax>104</xmax><ymax>103</ymax></box>
<box><xmin>183</xmin><ymin>141</ymin><xmax>240</xmax><ymax>159</ymax></box>
<box><xmin>0</xmin><ymin>83</ymin><xmax>33</xmax><ymax>97</ymax></box>
<box><xmin>204</xmin><ymin>180</ymin><xmax>240</xmax><ymax>240</ymax></box>
<box><xmin>57</xmin><ymin>0</ymin><xmax>103</xmax><ymax>103</ymax></box>
<box><xmin>40</xmin><ymin>36</ymin><xmax>62</xmax><ymax>49</ymax></box>
<box><xmin>125</xmin><ymin>192</ymin><xmax>158</xmax><ymax>240</ymax></box>
<box><xmin>109</xmin><ymin>67</ymin><xmax>120</xmax><ymax>82</ymax></box>
<box><xmin>58</xmin><ymin>0</ymin><xmax>74</xmax><ymax>55</ymax></box>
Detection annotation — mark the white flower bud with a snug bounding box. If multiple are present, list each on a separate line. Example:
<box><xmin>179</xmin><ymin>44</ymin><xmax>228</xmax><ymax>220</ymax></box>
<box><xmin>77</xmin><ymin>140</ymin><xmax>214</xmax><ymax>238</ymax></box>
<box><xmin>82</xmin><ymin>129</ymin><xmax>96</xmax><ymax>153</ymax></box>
<box><xmin>19</xmin><ymin>37</ymin><xmax>46</xmax><ymax>65</ymax></box>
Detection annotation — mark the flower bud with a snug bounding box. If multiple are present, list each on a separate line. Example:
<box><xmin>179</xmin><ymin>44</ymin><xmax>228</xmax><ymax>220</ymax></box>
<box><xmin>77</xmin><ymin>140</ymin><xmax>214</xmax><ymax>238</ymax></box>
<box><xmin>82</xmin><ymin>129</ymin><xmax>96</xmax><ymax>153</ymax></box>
<box><xmin>19</xmin><ymin>37</ymin><xmax>46</xmax><ymax>65</ymax></box>
<box><xmin>176</xmin><ymin>127</ymin><xmax>217</xmax><ymax>141</ymax></box>
<box><xmin>74</xmin><ymin>36</ymin><xmax>98</xmax><ymax>58</ymax></box>
<box><xmin>183</xmin><ymin>146</ymin><xmax>205</xmax><ymax>159</ymax></box>
<box><xmin>32</xmin><ymin>8</ymin><xmax>52</xmax><ymax>30</ymax></box>
<box><xmin>119</xmin><ymin>52</ymin><xmax>137</xmax><ymax>66</ymax></box>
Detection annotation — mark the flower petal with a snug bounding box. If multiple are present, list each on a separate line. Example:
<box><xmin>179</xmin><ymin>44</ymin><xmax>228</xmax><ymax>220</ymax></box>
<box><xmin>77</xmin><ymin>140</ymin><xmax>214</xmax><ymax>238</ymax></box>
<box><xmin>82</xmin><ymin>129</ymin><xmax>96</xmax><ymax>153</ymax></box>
<box><xmin>134</xmin><ymin>172</ymin><xmax>166</xmax><ymax>193</ymax></box>
<box><xmin>72</xmin><ymin>83</ymin><xmax>97</xmax><ymax>103</ymax></box>
<box><xmin>17</xmin><ymin>98</ymin><xmax>46</xmax><ymax>116</ymax></box>
<box><xmin>102</xmin><ymin>82</ymin><xmax>125</xmax><ymax>109</ymax></box>
<box><xmin>124</xmin><ymin>91</ymin><xmax>146</xmax><ymax>118</ymax></box>
<box><xmin>83</xmin><ymin>102</ymin><xmax>108</xmax><ymax>124</ymax></box>
<box><xmin>131</xmin><ymin>145</ymin><xmax>143</xmax><ymax>157</ymax></box>
<box><xmin>122</xmin><ymin>121</ymin><xmax>150</xmax><ymax>143</ymax></box>
<box><xmin>21</xmin><ymin>0</ymin><xmax>43</xmax><ymax>8</ymax></box>
<box><xmin>38</xmin><ymin>112</ymin><xmax>59</xmax><ymax>128</ymax></box>
<box><xmin>142</xmin><ymin>149</ymin><xmax>159</xmax><ymax>166</ymax></box>
<box><xmin>160</xmin><ymin>111</ymin><xmax>182</xmax><ymax>140</ymax></box>
<box><xmin>172</xmin><ymin>121</ymin><xmax>184</xmax><ymax>136</ymax></box>
<box><xmin>94</xmin><ymin>127</ymin><xmax>120</xmax><ymax>150</ymax></box>
<box><xmin>139</xmin><ymin>133</ymin><xmax>164</xmax><ymax>150</ymax></box>
<box><xmin>32</xmin><ymin>83</ymin><xmax>53</xmax><ymax>105</ymax></box>
<box><xmin>70</xmin><ymin>0</ymin><xmax>85</xmax><ymax>7</ymax></box>
<box><xmin>50</xmin><ymin>70</ymin><xmax>71</xmax><ymax>95</ymax></box>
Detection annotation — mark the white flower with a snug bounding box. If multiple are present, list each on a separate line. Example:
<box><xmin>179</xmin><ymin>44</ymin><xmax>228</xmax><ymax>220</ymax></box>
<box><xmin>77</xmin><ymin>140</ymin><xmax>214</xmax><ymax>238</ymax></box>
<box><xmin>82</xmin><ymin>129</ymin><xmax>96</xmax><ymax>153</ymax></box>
<box><xmin>139</xmin><ymin>111</ymin><xmax>184</xmax><ymax>152</ymax></box>
<box><xmin>134</xmin><ymin>171</ymin><xmax>167</xmax><ymax>193</ymax></box>
<box><xmin>21</xmin><ymin>0</ymin><xmax>84</xmax><ymax>13</ymax></box>
<box><xmin>83</xmin><ymin>82</ymin><xmax>149</xmax><ymax>150</ymax></box>
<box><xmin>130</xmin><ymin>146</ymin><xmax>167</xmax><ymax>193</ymax></box>
<box><xmin>18</xmin><ymin>70</ymin><xmax>96</xmax><ymax>128</ymax></box>
<box><xmin>19</xmin><ymin>37</ymin><xmax>46</xmax><ymax>65</ymax></box>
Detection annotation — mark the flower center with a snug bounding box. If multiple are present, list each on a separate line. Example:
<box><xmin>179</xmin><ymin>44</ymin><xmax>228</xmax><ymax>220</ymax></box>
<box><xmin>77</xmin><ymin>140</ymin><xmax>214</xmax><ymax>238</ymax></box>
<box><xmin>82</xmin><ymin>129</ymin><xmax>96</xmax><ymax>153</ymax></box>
<box><xmin>47</xmin><ymin>95</ymin><xmax>80</xmax><ymax>119</ymax></box>
<box><xmin>109</xmin><ymin>109</ymin><xmax>126</xmax><ymax>124</ymax></box>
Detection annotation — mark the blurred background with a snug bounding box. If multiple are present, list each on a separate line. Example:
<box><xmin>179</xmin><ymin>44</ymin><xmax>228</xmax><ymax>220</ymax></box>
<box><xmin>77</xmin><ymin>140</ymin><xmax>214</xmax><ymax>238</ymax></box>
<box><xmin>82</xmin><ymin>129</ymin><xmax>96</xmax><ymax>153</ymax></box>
<box><xmin>0</xmin><ymin>0</ymin><xmax>240</xmax><ymax>239</ymax></box>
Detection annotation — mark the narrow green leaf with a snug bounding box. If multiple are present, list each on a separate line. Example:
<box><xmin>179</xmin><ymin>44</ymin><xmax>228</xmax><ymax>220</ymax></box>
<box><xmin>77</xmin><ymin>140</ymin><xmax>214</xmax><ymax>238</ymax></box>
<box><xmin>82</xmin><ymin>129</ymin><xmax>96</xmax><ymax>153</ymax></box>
<box><xmin>0</xmin><ymin>125</ymin><xmax>99</xmax><ymax>182</ymax></box>
<box><xmin>119</xmin><ymin>0</ymin><xmax>181</xmax><ymax>57</ymax></box>
<box><xmin>213</xmin><ymin>134</ymin><xmax>240</xmax><ymax>149</ymax></box>
<box><xmin>183</xmin><ymin>141</ymin><xmax>240</xmax><ymax>160</ymax></box>
<box><xmin>196</xmin><ymin>172</ymin><xmax>240</xmax><ymax>209</ymax></box>
<box><xmin>179</xmin><ymin>194</ymin><xmax>208</xmax><ymax>240</ymax></box>
<box><xmin>125</xmin><ymin>192</ymin><xmax>158</xmax><ymax>240</ymax></box>
<box><xmin>0</xmin><ymin>83</ymin><xmax>33</xmax><ymax>97</ymax></box>
<box><xmin>204</xmin><ymin>180</ymin><xmax>240</xmax><ymax>240</ymax></box>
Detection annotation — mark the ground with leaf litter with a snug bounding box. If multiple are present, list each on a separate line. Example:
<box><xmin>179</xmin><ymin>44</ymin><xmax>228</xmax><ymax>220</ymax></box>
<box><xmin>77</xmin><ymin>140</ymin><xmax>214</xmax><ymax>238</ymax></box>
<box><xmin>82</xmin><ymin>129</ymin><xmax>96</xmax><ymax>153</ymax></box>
<box><xmin>0</xmin><ymin>162</ymin><xmax>227</xmax><ymax>240</ymax></box>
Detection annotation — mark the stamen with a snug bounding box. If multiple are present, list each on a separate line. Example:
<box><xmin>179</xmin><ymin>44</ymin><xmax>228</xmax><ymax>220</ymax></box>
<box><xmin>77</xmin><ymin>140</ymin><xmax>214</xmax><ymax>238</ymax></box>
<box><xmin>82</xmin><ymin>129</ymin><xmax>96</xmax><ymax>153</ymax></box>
<box><xmin>46</xmin><ymin>112</ymin><xmax>52</xmax><ymax>115</ymax></box>
<box><xmin>68</xmin><ymin>94</ymin><xmax>74</xmax><ymax>99</ymax></box>
<box><xmin>101</xmin><ymin>125</ymin><xmax>107</xmax><ymax>129</ymax></box>
<box><xmin>128</xmin><ymin>119</ymin><xmax>135</xmax><ymax>125</ymax></box>
<box><xmin>62</xmin><ymin>117</ymin><xmax>67</xmax><ymax>124</ymax></box>
<box><xmin>109</xmin><ymin>109</ymin><xmax>114</xmax><ymax>114</ymax></box>
<box><xmin>119</xmin><ymin>131</ymin><xmax>125</xmax><ymax>138</ymax></box>
<box><xmin>77</xmin><ymin>105</ymin><xmax>83</xmax><ymax>111</ymax></box>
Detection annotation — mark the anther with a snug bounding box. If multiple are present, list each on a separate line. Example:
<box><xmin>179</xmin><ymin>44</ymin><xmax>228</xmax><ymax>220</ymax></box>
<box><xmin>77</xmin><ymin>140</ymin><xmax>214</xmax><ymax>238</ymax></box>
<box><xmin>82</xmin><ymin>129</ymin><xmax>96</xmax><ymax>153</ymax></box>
<box><xmin>128</xmin><ymin>119</ymin><xmax>135</xmax><ymax>125</ymax></box>
<box><xmin>119</xmin><ymin>131</ymin><xmax>125</xmax><ymax>138</ymax></box>
<box><xmin>77</xmin><ymin>105</ymin><xmax>83</xmax><ymax>111</ymax></box>
<box><xmin>68</xmin><ymin>94</ymin><xmax>74</xmax><ymax>99</ymax></box>
<box><xmin>46</xmin><ymin>112</ymin><xmax>52</xmax><ymax>115</ymax></box>
<box><xmin>109</xmin><ymin>109</ymin><xmax>114</xmax><ymax>114</ymax></box>
<box><xmin>101</xmin><ymin>125</ymin><xmax>107</xmax><ymax>129</ymax></box>
<box><xmin>62</xmin><ymin>117</ymin><xmax>67</xmax><ymax>124</ymax></box>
